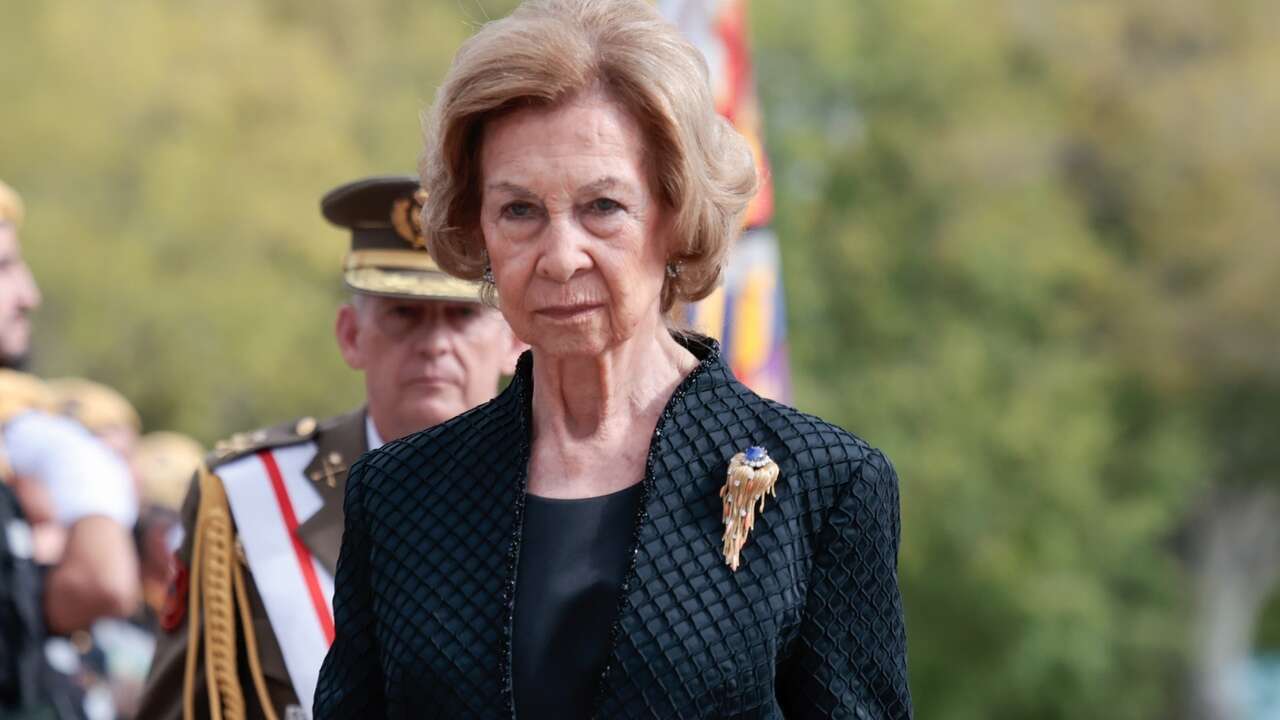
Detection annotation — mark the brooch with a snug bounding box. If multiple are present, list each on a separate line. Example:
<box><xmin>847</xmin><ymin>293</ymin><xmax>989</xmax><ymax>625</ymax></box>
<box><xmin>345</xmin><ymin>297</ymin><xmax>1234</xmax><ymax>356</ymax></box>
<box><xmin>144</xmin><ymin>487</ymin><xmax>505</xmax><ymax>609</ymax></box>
<box><xmin>720</xmin><ymin>445</ymin><xmax>779</xmax><ymax>571</ymax></box>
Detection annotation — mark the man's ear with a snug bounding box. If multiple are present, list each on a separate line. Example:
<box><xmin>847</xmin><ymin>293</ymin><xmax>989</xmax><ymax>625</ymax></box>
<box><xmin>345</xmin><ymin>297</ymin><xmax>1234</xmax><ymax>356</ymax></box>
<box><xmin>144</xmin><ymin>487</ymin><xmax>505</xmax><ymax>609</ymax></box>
<box><xmin>335</xmin><ymin>303</ymin><xmax>365</xmax><ymax>370</ymax></box>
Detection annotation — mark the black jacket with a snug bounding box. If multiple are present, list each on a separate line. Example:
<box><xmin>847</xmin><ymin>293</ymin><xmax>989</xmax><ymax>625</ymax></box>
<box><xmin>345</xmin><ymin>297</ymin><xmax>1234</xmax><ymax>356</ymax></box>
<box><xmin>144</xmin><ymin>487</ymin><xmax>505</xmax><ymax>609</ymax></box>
<box><xmin>314</xmin><ymin>336</ymin><xmax>911</xmax><ymax>719</ymax></box>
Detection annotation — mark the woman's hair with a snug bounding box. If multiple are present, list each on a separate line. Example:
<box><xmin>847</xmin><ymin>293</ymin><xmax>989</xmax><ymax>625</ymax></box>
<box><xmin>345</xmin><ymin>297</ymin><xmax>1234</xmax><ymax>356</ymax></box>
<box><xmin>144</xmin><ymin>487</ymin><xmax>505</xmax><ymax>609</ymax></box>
<box><xmin>420</xmin><ymin>0</ymin><xmax>758</xmax><ymax>311</ymax></box>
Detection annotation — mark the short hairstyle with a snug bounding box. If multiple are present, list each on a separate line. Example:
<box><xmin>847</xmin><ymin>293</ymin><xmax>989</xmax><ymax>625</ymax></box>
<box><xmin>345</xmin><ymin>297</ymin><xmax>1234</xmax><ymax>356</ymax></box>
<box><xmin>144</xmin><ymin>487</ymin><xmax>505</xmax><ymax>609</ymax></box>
<box><xmin>0</xmin><ymin>180</ymin><xmax>24</xmax><ymax>227</ymax></box>
<box><xmin>420</xmin><ymin>0</ymin><xmax>758</xmax><ymax>311</ymax></box>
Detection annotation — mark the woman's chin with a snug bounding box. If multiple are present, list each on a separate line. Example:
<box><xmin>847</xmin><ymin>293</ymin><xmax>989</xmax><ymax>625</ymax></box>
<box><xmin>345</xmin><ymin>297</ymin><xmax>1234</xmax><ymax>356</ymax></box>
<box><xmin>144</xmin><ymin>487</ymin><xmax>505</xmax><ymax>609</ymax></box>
<box><xmin>529</xmin><ymin>322</ymin><xmax>612</xmax><ymax>358</ymax></box>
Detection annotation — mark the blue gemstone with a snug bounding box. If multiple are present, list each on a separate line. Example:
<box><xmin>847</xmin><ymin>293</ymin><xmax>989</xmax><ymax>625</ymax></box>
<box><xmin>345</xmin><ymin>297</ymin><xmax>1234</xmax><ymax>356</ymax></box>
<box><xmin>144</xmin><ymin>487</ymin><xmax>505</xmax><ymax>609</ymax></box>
<box><xmin>745</xmin><ymin>446</ymin><xmax>767</xmax><ymax>463</ymax></box>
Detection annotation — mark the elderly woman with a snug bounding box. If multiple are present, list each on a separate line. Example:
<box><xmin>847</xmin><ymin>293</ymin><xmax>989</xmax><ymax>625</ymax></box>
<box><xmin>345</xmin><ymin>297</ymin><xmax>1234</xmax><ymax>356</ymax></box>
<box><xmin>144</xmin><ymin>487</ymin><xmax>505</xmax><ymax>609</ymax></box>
<box><xmin>314</xmin><ymin>0</ymin><xmax>910</xmax><ymax>717</ymax></box>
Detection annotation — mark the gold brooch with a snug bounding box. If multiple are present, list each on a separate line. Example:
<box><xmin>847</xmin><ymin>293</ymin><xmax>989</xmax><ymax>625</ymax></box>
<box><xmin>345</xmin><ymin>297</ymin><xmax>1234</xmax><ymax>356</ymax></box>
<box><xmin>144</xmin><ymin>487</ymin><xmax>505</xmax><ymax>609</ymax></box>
<box><xmin>720</xmin><ymin>446</ymin><xmax>779</xmax><ymax>571</ymax></box>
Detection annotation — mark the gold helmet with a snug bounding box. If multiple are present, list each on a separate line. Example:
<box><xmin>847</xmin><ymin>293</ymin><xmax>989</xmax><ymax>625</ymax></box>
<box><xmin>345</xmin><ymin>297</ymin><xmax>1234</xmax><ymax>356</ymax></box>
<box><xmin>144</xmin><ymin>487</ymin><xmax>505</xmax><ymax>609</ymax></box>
<box><xmin>133</xmin><ymin>431</ymin><xmax>204</xmax><ymax>512</ymax></box>
<box><xmin>46</xmin><ymin>377</ymin><xmax>142</xmax><ymax>437</ymax></box>
<box><xmin>0</xmin><ymin>369</ymin><xmax>52</xmax><ymax>423</ymax></box>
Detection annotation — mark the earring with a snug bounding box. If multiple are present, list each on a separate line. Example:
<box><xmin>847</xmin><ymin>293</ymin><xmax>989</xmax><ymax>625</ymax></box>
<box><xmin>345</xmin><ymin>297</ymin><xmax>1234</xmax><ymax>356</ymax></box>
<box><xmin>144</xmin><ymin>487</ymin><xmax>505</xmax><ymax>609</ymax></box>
<box><xmin>666</xmin><ymin>262</ymin><xmax>680</xmax><ymax>279</ymax></box>
<box><xmin>482</xmin><ymin>265</ymin><xmax>495</xmax><ymax>284</ymax></box>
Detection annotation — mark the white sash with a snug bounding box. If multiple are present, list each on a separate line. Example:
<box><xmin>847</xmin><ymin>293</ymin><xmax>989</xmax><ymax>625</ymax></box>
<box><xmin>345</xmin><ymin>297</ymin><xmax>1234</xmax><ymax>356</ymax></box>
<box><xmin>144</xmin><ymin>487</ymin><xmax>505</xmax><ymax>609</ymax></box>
<box><xmin>219</xmin><ymin>443</ymin><xmax>334</xmax><ymax>717</ymax></box>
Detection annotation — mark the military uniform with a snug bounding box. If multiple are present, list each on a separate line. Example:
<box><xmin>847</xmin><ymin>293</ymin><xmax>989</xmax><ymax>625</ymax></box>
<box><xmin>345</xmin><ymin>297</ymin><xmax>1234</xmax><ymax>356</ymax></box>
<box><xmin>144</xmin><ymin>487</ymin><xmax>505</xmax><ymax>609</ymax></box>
<box><xmin>138</xmin><ymin>410</ymin><xmax>367</xmax><ymax>720</ymax></box>
<box><xmin>136</xmin><ymin>176</ymin><xmax>481</xmax><ymax>720</ymax></box>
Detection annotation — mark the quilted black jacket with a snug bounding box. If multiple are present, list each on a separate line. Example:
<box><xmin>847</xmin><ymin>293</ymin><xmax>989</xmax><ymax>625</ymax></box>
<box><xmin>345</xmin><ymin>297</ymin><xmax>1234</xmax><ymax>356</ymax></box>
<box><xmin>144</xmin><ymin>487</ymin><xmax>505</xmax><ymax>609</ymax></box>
<box><xmin>314</xmin><ymin>336</ymin><xmax>911</xmax><ymax>719</ymax></box>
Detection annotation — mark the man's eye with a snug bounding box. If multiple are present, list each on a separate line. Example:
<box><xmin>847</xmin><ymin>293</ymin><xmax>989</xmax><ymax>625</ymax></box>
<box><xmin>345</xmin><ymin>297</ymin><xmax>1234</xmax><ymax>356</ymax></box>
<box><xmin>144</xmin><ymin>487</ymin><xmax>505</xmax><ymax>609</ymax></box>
<box><xmin>501</xmin><ymin>202</ymin><xmax>538</xmax><ymax>220</ymax></box>
<box><xmin>587</xmin><ymin>198</ymin><xmax>622</xmax><ymax>214</ymax></box>
<box><xmin>447</xmin><ymin>305</ymin><xmax>479</xmax><ymax>321</ymax></box>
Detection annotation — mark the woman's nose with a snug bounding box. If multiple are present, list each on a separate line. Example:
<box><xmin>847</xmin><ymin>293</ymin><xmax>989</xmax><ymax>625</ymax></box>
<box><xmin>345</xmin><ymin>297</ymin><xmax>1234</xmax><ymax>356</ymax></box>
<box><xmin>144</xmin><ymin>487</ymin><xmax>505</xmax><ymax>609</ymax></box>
<box><xmin>534</xmin><ymin>215</ymin><xmax>592</xmax><ymax>283</ymax></box>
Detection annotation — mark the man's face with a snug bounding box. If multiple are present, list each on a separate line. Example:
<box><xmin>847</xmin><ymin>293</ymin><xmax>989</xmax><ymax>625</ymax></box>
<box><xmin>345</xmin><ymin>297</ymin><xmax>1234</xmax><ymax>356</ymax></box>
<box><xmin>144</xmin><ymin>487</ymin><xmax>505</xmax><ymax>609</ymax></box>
<box><xmin>0</xmin><ymin>225</ymin><xmax>41</xmax><ymax>368</ymax></box>
<box><xmin>336</xmin><ymin>295</ymin><xmax>521</xmax><ymax>441</ymax></box>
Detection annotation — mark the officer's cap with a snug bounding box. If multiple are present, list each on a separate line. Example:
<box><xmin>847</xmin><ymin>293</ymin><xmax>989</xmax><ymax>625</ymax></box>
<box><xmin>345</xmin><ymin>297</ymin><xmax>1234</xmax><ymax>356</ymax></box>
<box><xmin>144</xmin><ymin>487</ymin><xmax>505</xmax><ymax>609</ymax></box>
<box><xmin>322</xmin><ymin>175</ymin><xmax>480</xmax><ymax>303</ymax></box>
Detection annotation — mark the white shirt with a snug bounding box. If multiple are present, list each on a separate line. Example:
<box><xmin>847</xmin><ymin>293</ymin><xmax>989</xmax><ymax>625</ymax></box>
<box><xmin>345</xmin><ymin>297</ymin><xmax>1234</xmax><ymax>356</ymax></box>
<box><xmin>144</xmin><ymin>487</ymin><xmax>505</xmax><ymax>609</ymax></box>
<box><xmin>4</xmin><ymin>410</ymin><xmax>138</xmax><ymax>526</ymax></box>
<box><xmin>365</xmin><ymin>415</ymin><xmax>385</xmax><ymax>452</ymax></box>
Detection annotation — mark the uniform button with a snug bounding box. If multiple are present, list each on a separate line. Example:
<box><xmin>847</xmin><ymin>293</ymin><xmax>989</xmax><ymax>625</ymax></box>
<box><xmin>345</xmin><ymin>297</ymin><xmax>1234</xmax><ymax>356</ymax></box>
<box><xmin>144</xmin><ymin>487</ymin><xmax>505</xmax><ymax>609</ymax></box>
<box><xmin>295</xmin><ymin>417</ymin><xmax>317</xmax><ymax>436</ymax></box>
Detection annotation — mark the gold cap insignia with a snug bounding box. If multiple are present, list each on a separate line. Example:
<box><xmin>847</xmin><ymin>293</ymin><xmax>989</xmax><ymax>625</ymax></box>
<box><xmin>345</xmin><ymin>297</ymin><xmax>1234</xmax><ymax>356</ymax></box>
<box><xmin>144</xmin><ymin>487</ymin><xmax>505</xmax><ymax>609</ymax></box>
<box><xmin>390</xmin><ymin>190</ymin><xmax>429</xmax><ymax>250</ymax></box>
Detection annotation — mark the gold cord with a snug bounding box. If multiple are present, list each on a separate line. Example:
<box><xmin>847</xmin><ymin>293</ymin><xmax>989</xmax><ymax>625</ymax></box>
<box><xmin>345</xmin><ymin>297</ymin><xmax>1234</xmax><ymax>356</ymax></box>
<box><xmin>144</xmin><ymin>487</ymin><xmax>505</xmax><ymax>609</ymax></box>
<box><xmin>183</xmin><ymin>465</ymin><xmax>263</xmax><ymax>720</ymax></box>
<box><xmin>199</xmin><ymin>466</ymin><xmax>244</xmax><ymax>720</ymax></box>
<box><xmin>233</xmin><ymin>548</ymin><xmax>280</xmax><ymax>720</ymax></box>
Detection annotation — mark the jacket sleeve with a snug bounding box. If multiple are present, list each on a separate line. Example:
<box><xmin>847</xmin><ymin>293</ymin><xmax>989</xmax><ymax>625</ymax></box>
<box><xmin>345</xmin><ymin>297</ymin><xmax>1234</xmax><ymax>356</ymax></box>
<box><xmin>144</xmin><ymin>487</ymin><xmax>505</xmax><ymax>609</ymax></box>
<box><xmin>777</xmin><ymin>449</ymin><xmax>912</xmax><ymax>719</ymax></box>
<box><xmin>313</xmin><ymin>458</ymin><xmax>386</xmax><ymax>718</ymax></box>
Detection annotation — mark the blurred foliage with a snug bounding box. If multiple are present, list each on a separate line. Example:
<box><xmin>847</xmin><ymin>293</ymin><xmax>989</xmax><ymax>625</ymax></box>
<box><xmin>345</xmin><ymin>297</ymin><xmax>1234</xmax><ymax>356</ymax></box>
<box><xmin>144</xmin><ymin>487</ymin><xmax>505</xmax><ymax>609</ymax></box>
<box><xmin>2</xmin><ymin>0</ymin><xmax>1277</xmax><ymax>717</ymax></box>
<box><xmin>754</xmin><ymin>0</ymin><xmax>1277</xmax><ymax>717</ymax></box>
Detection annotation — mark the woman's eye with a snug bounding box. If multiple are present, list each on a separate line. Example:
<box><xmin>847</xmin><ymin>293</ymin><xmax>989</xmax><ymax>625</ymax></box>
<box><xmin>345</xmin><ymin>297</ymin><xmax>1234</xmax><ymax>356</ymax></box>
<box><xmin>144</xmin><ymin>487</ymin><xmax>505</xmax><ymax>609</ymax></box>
<box><xmin>587</xmin><ymin>198</ymin><xmax>622</xmax><ymax>214</ymax></box>
<box><xmin>501</xmin><ymin>202</ymin><xmax>538</xmax><ymax>220</ymax></box>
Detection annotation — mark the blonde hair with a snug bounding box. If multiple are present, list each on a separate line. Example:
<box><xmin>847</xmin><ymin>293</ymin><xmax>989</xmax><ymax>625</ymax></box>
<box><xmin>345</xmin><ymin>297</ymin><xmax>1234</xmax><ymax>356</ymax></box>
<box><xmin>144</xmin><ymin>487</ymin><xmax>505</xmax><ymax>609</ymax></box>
<box><xmin>0</xmin><ymin>180</ymin><xmax>24</xmax><ymax>227</ymax></box>
<box><xmin>420</xmin><ymin>0</ymin><xmax>757</xmax><ymax>311</ymax></box>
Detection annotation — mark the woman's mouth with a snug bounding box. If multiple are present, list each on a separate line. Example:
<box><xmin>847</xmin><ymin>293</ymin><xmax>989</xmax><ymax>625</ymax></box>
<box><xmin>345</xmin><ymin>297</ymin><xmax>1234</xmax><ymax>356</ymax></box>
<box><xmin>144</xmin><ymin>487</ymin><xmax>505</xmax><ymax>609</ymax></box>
<box><xmin>534</xmin><ymin>303</ymin><xmax>603</xmax><ymax>321</ymax></box>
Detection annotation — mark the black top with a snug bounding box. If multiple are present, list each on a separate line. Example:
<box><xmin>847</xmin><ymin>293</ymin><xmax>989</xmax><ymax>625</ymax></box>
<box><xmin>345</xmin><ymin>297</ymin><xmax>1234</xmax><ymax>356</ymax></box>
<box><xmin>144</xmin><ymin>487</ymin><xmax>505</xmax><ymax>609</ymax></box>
<box><xmin>315</xmin><ymin>334</ymin><xmax>910</xmax><ymax>719</ymax></box>
<box><xmin>513</xmin><ymin>484</ymin><xmax>644</xmax><ymax>719</ymax></box>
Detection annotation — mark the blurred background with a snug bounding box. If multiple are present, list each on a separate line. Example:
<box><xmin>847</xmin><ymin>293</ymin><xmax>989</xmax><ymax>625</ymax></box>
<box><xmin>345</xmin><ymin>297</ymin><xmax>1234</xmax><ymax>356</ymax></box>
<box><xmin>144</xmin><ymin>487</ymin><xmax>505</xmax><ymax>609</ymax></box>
<box><xmin>4</xmin><ymin>0</ymin><xmax>1279</xmax><ymax>717</ymax></box>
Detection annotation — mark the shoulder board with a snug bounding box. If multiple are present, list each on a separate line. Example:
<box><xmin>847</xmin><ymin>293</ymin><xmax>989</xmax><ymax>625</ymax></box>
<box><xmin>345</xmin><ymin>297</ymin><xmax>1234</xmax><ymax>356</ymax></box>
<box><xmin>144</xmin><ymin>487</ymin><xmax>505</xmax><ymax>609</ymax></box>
<box><xmin>0</xmin><ymin>370</ymin><xmax>53</xmax><ymax>424</ymax></box>
<box><xmin>207</xmin><ymin>415</ymin><xmax>322</xmax><ymax>469</ymax></box>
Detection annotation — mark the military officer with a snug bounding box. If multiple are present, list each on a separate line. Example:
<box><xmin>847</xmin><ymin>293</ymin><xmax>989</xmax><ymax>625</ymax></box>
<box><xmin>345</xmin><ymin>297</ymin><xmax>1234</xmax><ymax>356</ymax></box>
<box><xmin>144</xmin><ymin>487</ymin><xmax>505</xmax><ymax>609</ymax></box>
<box><xmin>136</xmin><ymin>176</ymin><xmax>523</xmax><ymax>720</ymax></box>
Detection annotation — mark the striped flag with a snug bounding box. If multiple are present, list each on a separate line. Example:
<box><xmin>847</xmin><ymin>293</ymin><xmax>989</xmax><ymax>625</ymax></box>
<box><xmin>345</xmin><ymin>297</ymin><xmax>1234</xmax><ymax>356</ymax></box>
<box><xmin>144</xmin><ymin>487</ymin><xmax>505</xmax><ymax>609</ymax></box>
<box><xmin>661</xmin><ymin>0</ymin><xmax>791</xmax><ymax>401</ymax></box>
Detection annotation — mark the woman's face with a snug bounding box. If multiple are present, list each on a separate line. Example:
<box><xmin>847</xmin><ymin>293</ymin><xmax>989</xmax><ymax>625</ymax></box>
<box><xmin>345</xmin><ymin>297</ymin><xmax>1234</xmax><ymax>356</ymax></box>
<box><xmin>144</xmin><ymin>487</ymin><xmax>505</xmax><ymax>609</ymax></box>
<box><xmin>479</xmin><ymin>92</ymin><xmax>669</xmax><ymax>358</ymax></box>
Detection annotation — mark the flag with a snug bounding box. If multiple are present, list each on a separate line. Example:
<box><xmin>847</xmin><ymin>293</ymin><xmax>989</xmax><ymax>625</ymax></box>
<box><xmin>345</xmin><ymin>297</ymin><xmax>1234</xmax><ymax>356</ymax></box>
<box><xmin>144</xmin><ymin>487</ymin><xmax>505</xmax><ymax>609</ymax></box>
<box><xmin>661</xmin><ymin>0</ymin><xmax>791</xmax><ymax>401</ymax></box>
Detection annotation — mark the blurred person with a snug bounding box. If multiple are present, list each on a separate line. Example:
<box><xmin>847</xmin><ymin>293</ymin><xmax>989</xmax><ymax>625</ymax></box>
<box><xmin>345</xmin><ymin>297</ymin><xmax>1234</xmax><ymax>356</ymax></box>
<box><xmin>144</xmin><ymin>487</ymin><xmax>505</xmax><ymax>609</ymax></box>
<box><xmin>313</xmin><ymin>2</ymin><xmax>908</xmax><ymax>718</ymax></box>
<box><xmin>92</xmin><ymin>432</ymin><xmax>204</xmax><ymax>719</ymax></box>
<box><xmin>2</xmin><ymin>179</ymin><xmax>142</xmax><ymax>720</ymax></box>
<box><xmin>3</xmin><ymin>372</ymin><xmax>123</xmax><ymax>720</ymax></box>
<box><xmin>132</xmin><ymin>431</ymin><xmax>204</xmax><ymax>616</ymax></box>
<box><xmin>0</xmin><ymin>179</ymin><xmax>39</xmax><ymax>371</ymax></box>
<box><xmin>0</xmin><ymin>468</ymin><xmax>66</xmax><ymax>719</ymax></box>
<box><xmin>48</xmin><ymin>377</ymin><xmax>144</xmax><ymax>460</ymax></box>
<box><xmin>0</xmin><ymin>180</ymin><xmax>141</xmax><ymax>634</ymax></box>
<box><xmin>137</xmin><ymin>176</ymin><xmax>523</xmax><ymax>720</ymax></box>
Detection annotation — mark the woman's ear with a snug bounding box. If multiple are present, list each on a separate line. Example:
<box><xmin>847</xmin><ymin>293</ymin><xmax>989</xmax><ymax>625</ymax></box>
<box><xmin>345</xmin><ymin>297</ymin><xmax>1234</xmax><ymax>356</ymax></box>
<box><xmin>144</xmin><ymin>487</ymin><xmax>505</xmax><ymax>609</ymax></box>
<box><xmin>334</xmin><ymin>302</ymin><xmax>366</xmax><ymax>370</ymax></box>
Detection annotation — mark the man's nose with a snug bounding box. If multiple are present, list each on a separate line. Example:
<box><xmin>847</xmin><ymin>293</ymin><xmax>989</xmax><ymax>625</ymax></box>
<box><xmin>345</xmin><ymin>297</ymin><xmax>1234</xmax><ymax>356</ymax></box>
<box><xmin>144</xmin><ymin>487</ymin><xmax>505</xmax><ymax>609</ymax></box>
<box><xmin>410</xmin><ymin>308</ymin><xmax>451</xmax><ymax>355</ymax></box>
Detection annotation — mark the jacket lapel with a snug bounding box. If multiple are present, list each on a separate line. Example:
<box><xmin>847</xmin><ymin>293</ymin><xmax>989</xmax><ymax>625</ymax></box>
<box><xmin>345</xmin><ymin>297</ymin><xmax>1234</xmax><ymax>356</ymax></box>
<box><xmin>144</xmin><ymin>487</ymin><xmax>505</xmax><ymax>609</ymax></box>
<box><xmin>297</xmin><ymin>408</ymin><xmax>368</xmax><ymax>576</ymax></box>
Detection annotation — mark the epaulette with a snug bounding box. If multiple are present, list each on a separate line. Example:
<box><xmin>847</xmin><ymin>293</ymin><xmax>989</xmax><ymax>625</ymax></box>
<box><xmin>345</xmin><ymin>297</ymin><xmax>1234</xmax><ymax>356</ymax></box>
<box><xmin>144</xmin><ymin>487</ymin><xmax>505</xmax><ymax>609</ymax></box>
<box><xmin>0</xmin><ymin>370</ymin><xmax>53</xmax><ymax>425</ymax></box>
<box><xmin>207</xmin><ymin>415</ymin><xmax>322</xmax><ymax>469</ymax></box>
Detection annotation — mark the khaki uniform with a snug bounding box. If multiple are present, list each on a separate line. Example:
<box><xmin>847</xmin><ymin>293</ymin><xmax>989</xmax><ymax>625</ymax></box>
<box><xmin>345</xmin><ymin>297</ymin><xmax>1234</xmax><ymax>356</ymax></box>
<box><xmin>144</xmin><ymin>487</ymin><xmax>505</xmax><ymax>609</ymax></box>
<box><xmin>136</xmin><ymin>174</ymin><xmax>482</xmax><ymax>720</ymax></box>
<box><xmin>136</xmin><ymin>409</ymin><xmax>366</xmax><ymax>720</ymax></box>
